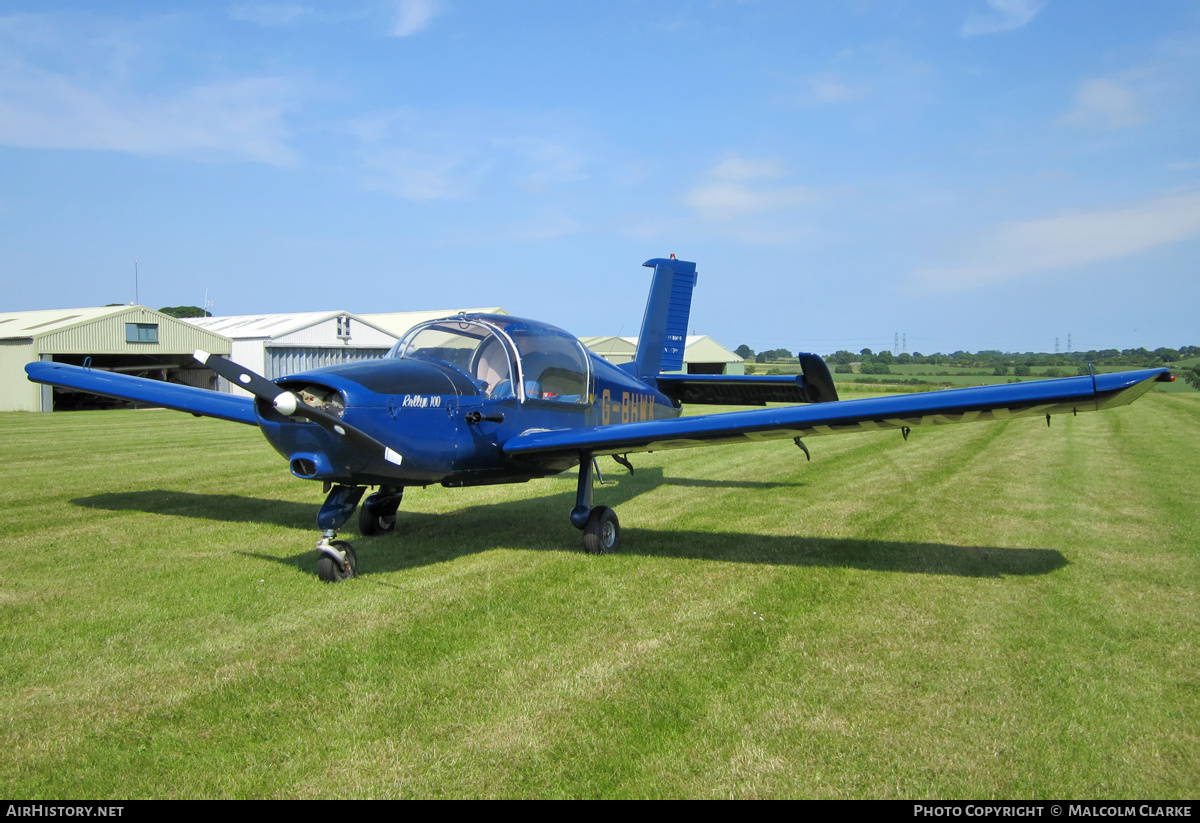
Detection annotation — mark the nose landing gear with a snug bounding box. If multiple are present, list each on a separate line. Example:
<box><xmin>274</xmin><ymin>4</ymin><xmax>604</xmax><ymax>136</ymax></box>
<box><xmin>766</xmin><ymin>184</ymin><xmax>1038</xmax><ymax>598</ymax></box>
<box><xmin>313</xmin><ymin>484</ymin><xmax>365</xmax><ymax>583</ymax></box>
<box><xmin>312</xmin><ymin>483</ymin><xmax>406</xmax><ymax>581</ymax></box>
<box><xmin>316</xmin><ymin>533</ymin><xmax>357</xmax><ymax>582</ymax></box>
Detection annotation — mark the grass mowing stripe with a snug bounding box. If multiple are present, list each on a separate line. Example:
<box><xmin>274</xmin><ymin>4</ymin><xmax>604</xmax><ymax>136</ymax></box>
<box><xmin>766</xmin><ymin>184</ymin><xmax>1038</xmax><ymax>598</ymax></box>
<box><xmin>0</xmin><ymin>403</ymin><xmax>1195</xmax><ymax>798</ymax></box>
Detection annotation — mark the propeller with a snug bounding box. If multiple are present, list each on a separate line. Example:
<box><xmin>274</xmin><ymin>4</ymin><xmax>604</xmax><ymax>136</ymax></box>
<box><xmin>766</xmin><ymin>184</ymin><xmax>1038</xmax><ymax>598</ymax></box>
<box><xmin>194</xmin><ymin>349</ymin><xmax>402</xmax><ymax>466</ymax></box>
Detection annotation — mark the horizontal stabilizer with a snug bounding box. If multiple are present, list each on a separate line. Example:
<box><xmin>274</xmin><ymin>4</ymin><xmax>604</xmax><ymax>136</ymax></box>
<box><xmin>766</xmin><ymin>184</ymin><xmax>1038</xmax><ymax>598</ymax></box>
<box><xmin>656</xmin><ymin>374</ymin><xmax>818</xmax><ymax>406</ymax></box>
<box><xmin>655</xmin><ymin>354</ymin><xmax>839</xmax><ymax>406</ymax></box>
<box><xmin>505</xmin><ymin>368</ymin><xmax>1169</xmax><ymax>459</ymax></box>
<box><xmin>25</xmin><ymin>361</ymin><xmax>258</xmax><ymax>425</ymax></box>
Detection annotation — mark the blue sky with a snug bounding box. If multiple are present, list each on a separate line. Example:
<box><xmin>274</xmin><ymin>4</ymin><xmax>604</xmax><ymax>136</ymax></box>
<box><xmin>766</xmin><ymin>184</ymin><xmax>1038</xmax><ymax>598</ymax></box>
<box><xmin>2</xmin><ymin>1</ymin><xmax>1198</xmax><ymax>356</ymax></box>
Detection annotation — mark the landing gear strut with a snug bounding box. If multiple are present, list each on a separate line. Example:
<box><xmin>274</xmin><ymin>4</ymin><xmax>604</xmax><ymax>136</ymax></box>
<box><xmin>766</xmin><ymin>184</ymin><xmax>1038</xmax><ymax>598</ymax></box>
<box><xmin>570</xmin><ymin>451</ymin><xmax>620</xmax><ymax>554</ymax></box>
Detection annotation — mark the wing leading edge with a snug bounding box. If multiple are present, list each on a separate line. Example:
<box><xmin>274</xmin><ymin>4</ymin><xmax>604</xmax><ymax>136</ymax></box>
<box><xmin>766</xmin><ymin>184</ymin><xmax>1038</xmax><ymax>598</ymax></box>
<box><xmin>25</xmin><ymin>361</ymin><xmax>258</xmax><ymax>425</ymax></box>
<box><xmin>504</xmin><ymin>368</ymin><xmax>1170</xmax><ymax>459</ymax></box>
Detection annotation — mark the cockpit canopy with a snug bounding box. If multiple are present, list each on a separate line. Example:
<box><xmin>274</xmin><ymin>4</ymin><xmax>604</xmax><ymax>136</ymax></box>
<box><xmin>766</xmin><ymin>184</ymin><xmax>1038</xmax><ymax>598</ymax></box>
<box><xmin>389</xmin><ymin>315</ymin><xmax>592</xmax><ymax>405</ymax></box>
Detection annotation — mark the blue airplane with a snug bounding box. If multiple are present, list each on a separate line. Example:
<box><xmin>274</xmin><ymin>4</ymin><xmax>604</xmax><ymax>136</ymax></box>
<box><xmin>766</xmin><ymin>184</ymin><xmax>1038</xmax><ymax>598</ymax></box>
<box><xmin>26</xmin><ymin>257</ymin><xmax>1173</xmax><ymax>582</ymax></box>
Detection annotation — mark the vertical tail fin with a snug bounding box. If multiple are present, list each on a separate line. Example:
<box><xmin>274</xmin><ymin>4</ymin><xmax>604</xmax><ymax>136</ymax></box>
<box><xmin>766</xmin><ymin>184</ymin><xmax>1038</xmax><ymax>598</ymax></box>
<box><xmin>629</xmin><ymin>256</ymin><xmax>697</xmax><ymax>377</ymax></box>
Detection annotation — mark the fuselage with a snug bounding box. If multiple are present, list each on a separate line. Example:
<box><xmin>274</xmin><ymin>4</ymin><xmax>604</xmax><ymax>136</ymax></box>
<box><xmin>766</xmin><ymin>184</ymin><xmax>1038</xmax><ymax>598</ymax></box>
<box><xmin>255</xmin><ymin>314</ymin><xmax>679</xmax><ymax>487</ymax></box>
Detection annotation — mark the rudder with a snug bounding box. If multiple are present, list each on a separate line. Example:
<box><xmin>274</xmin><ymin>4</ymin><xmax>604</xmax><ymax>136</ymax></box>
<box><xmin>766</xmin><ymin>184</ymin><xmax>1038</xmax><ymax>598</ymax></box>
<box><xmin>629</xmin><ymin>256</ymin><xmax>697</xmax><ymax>377</ymax></box>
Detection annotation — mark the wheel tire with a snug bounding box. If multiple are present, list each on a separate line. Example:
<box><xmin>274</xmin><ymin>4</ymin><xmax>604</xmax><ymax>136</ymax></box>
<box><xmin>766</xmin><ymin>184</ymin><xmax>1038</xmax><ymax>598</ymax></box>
<box><xmin>317</xmin><ymin>540</ymin><xmax>357</xmax><ymax>582</ymax></box>
<box><xmin>583</xmin><ymin>506</ymin><xmax>619</xmax><ymax>555</ymax></box>
<box><xmin>358</xmin><ymin>506</ymin><xmax>396</xmax><ymax>536</ymax></box>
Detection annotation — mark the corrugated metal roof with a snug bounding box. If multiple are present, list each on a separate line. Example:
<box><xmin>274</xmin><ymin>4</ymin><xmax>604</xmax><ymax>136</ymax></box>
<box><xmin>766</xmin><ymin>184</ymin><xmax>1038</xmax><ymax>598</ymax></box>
<box><xmin>185</xmin><ymin>310</ymin><xmax>397</xmax><ymax>342</ymax></box>
<box><xmin>187</xmin><ymin>311</ymin><xmax>346</xmax><ymax>339</ymax></box>
<box><xmin>361</xmin><ymin>308</ymin><xmax>508</xmax><ymax>338</ymax></box>
<box><xmin>0</xmin><ymin>306</ymin><xmax>138</xmax><ymax>339</ymax></box>
<box><xmin>0</xmin><ymin>306</ymin><xmax>233</xmax><ymax>355</ymax></box>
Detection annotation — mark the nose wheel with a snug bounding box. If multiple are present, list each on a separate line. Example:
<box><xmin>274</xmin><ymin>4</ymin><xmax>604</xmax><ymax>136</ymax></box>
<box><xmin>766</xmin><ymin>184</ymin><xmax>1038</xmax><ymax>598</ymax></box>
<box><xmin>316</xmin><ymin>536</ymin><xmax>357</xmax><ymax>582</ymax></box>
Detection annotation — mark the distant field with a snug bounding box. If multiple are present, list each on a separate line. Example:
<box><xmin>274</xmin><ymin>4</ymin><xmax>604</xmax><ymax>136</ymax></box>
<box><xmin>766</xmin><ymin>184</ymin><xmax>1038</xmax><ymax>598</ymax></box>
<box><xmin>749</xmin><ymin>360</ymin><xmax>1194</xmax><ymax>393</ymax></box>
<box><xmin>1</xmin><ymin>396</ymin><xmax>1196</xmax><ymax>798</ymax></box>
<box><xmin>833</xmin><ymin>371</ymin><xmax>1194</xmax><ymax>393</ymax></box>
<box><xmin>745</xmin><ymin>362</ymin><xmax>1195</xmax><ymax>393</ymax></box>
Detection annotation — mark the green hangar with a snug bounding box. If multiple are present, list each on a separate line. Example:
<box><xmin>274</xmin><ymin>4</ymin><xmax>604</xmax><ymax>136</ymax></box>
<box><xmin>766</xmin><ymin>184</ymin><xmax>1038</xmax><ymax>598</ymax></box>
<box><xmin>0</xmin><ymin>305</ymin><xmax>233</xmax><ymax>412</ymax></box>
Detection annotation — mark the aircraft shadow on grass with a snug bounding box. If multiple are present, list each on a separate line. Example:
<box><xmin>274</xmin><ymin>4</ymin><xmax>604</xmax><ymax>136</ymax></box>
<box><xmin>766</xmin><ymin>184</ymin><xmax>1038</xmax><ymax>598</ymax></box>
<box><xmin>72</xmin><ymin>465</ymin><xmax>1067</xmax><ymax>580</ymax></box>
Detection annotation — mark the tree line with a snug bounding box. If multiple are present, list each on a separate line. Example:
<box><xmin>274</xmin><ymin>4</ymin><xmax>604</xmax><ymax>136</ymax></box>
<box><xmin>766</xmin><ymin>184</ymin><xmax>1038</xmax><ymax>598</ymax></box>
<box><xmin>737</xmin><ymin>344</ymin><xmax>1196</xmax><ymax>369</ymax></box>
<box><xmin>736</xmin><ymin>344</ymin><xmax>1200</xmax><ymax>388</ymax></box>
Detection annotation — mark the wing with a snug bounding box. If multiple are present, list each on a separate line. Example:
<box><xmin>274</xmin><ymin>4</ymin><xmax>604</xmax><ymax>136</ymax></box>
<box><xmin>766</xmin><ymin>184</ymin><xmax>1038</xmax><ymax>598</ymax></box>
<box><xmin>25</xmin><ymin>361</ymin><xmax>258</xmax><ymax>425</ymax></box>
<box><xmin>504</xmin><ymin>368</ymin><xmax>1171</xmax><ymax>459</ymax></box>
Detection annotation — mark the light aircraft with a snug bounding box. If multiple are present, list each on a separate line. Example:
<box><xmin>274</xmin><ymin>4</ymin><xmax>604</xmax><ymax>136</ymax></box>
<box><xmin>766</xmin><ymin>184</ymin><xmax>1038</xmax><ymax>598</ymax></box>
<box><xmin>26</xmin><ymin>257</ymin><xmax>1173</xmax><ymax>582</ymax></box>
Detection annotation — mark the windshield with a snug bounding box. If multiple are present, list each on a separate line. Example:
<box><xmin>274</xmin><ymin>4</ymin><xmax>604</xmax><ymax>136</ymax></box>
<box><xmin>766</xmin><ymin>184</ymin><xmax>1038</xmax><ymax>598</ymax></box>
<box><xmin>392</xmin><ymin>320</ymin><xmax>518</xmax><ymax>399</ymax></box>
<box><xmin>392</xmin><ymin>317</ymin><xmax>591</xmax><ymax>405</ymax></box>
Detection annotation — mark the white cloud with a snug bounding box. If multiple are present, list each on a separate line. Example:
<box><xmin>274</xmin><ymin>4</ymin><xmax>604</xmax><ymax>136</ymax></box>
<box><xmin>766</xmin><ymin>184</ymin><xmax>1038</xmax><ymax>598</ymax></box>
<box><xmin>916</xmin><ymin>192</ymin><xmax>1200</xmax><ymax>291</ymax></box>
<box><xmin>0</xmin><ymin>66</ymin><xmax>298</xmax><ymax>164</ymax></box>
<box><xmin>393</xmin><ymin>0</ymin><xmax>437</xmax><ymax>37</ymax></box>
<box><xmin>684</xmin><ymin>156</ymin><xmax>817</xmax><ymax>221</ymax></box>
<box><xmin>362</xmin><ymin>146</ymin><xmax>475</xmax><ymax>201</ymax></box>
<box><xmin>352</xmin><ymin>107</ymin><xmax>595</xmax><ymax>204</ymax></box>
<box><xmin>779</xmin><ymin>73</ymin><xmax>867</xmax><ymax>106</ymax></box>
<box><xmin>684</xmin><ymin>183</ymin><xmax>817</xmax><ymax>220</ymax></box>
<box><xmin>0</xmin><ymin>13</ymin><xmax>299</xmax><ymax>163</ymax></box>
<box><xmin>961</xmin><ymin>0</ymin><xmax>1044</xmax><ymax>36</ymax></box>
<box><xmin>492</xmin><ymin>134</ymin><xmax>588</xmax><ymax>192</ymax></box>
<box><xmin>1059</xmin><ymin>78</ymin><xmax>1148</xmax><ymax>130</ymax></box>
<box><xmin>807</xmin><ymin>75</ymin><xmax>864</xmax><ymax>103</ymax></box>
<box><xmin>228</xmin><ymin>3</ymin><xmax>308</xmax><ymax>27</ymax></box>
<box><xmin>505</xmin><ymin>214</ymin><xmax>580</xmax><ymax>241</ymax></box>
<box><xmin>710</xmin><ymin>156</ymin><xmax>787</xmax><ymax>181</ymax></box>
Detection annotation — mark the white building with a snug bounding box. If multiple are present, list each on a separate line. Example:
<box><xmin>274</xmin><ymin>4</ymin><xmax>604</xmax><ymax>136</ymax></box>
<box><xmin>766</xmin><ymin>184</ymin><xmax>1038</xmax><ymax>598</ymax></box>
<box><xmin>580</xmin><ymin>335</ymin><xmax>745</xmax><ymax>375</ymax></box>
<box><xmin>360</xmin><ymin>307</ymin><xmax>508</xmax><ymax>340</ymax></box>
<box><xmin>186</xmin><ymin>311</ymin><xmax>400</xmax><ymax>395</ymax></box>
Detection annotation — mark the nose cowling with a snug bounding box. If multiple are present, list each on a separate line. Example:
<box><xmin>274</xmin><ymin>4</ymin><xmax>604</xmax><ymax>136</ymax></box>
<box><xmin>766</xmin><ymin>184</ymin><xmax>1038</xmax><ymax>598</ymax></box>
<box><xmin>257</xmin><ymin>358</ymin><xmax>478</xmax><ymax>486</ymax></box>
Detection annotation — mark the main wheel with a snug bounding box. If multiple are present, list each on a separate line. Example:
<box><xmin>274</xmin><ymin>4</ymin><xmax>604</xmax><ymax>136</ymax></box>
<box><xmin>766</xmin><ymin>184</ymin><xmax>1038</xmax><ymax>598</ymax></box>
<box><xmin>317</xmin><ymin>540</ymin><xmax>357</xmax><ymax>582</ymax></box>
<box><xmin>583</xmin><ymin>506</ymin><xmax>620</xmax><ymax>555</ymax></box>
<box><xmin>359</xmin><ymin>506</ymin><xmax>396</xmax><ymax>536</ymax></box>
<box><xmin>359</xmin><ymin>489</ymin><xmax>402</xmax><ymax>536</ymax></box>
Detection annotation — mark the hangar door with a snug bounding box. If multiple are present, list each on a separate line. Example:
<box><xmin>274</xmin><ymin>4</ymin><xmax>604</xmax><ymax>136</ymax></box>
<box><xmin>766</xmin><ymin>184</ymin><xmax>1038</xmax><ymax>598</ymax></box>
<box><xmin>265</xmin><ymin>347</ymin><xmax>391</xmax><ymax>379</ymax></box>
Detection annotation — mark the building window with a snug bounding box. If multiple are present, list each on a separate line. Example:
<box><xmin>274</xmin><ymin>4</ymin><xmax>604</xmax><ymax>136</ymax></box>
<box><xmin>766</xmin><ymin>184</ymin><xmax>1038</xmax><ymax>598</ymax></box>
<box><xmin>337</xmin><ymin>315</ymin><xmax>351</xmax><ymax>339</ymax></box>
<box><xmin>125</xmin><ymin>323</ymin><xmax>159</xmax><ymax>343</ymax></box>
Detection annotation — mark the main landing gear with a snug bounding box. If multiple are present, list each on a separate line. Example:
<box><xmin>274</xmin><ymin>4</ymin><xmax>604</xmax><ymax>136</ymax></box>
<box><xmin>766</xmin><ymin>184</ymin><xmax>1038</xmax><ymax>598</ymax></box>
<box><xmin>313</xmin><ymin>457</ymin><xmax>620</xmax><ymax>581</ymax></box>
<box><xmin>570</xmin><ymin>452</ymin><xmax>620</xmax><ymax>554</ymax></box>
<box><xmin>359</xmin><ymin>486</ymin><xmax>405</xmax><ymax>536</ymax></box>
<box><xmin>314</xmin><ymin>483</ymin><xmax>404</xmax><ymax>582</ymax></box>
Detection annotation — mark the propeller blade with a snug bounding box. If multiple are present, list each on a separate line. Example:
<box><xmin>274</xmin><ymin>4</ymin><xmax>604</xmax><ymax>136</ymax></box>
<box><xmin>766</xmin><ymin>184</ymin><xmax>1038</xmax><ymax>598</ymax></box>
<box><xmin>194</xmin><ymin>350</ymin><xmax>402</xmax><ymax>466</ymax></box>
<box><xmin>194</xmin><ymin>349</ymin><xmax>290</xmax><ymax>407</ymax></box>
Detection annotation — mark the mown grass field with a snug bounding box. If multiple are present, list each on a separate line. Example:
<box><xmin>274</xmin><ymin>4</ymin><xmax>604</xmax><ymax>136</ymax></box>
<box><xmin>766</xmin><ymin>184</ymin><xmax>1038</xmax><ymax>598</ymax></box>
<box><xmin>2</xmin><ymin>390</ymin><xmax>1196</xmax><ymax>799</ymax></box>
<box><xmin>753</xmin><ymin>362</ymin><xmax>1198</xmax><ymax>393</ymax></box>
